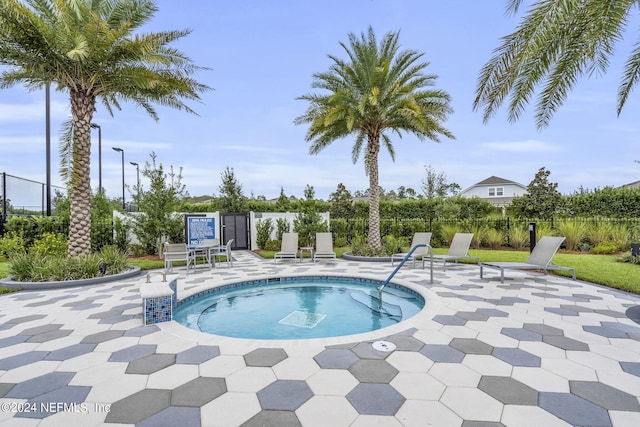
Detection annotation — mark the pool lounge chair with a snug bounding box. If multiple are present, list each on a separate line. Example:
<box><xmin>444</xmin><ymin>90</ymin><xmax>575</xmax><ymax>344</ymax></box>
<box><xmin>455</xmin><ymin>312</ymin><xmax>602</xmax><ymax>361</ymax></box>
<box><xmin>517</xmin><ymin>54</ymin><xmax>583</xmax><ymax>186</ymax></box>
<box><xmin>164</xmin><ymin>243</ymin><xmax>196</xmax><ymax>275</ymax></box>
<box><xmin>212</xmin><ymin>239</ymin><xmax>234</xmax><ymax>268</ymax></box>
<box><xmin>313</xmin><ymin>232</ymin><xmax>336</xmax><ymax>262</ymax></box>
<box><xmin>479</xmin><ymin>236</ymin><xmax>576</xmax><ymax>283</ymax></box>
<box><xmin>422</xmin><ymin>232</ymin><xmax>479</xmax><ymax>271</ymax></box>
<box><xmin>391</xmin><ymin>232</ymin><xmax>432</xmax><ymax>268</ymax></box>
<box><xmin>275</xmin><ymin>232</ymin><xmax>299</xmax><ymax>263</ymax></box>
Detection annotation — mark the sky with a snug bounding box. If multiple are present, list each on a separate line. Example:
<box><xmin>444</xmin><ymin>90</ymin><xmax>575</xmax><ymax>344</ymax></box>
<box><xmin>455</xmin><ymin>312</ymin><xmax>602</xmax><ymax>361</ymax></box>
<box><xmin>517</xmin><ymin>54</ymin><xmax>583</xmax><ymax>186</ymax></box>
<box><xmin>2</xmin><ymin>0</ymin><xmax>640</xmax><ymax>210</ymax></box>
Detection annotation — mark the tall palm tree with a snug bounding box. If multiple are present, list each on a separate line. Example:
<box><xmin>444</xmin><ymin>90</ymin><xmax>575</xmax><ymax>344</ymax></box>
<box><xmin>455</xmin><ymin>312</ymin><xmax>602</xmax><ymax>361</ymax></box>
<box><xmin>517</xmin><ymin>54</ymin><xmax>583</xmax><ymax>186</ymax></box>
<box><xmin>295</xmin><ymin>26</ymin><xmax>454</xmax><ymax>251</ymax></box>
<box><xmin>0</xmin><ymin>0</ymin><xmax>209</xmax><ymax>257</ymax></box>
<box><xmin>474</xmin><ymin>0</ymin><xmax>638</xmax><ymax>129</ymax></box>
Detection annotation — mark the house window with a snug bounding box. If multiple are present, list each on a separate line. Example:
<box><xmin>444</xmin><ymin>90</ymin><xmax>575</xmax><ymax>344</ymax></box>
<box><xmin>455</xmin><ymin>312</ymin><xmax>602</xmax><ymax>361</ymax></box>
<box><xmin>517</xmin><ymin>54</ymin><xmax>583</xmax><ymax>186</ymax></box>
<box><xmin>488</xmin><ymin>187</ymin><xmax>504</xmax><ymax>197</ymax></box>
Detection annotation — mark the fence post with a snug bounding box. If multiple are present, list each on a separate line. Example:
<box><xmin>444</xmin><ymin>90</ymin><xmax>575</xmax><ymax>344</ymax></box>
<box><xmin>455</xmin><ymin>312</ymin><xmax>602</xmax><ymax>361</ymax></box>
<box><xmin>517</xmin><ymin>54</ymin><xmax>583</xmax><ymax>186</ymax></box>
<box><xmin>529</xmin><ymin>221</ymin><xmax>537</xmax><ymax>253</ymax></box>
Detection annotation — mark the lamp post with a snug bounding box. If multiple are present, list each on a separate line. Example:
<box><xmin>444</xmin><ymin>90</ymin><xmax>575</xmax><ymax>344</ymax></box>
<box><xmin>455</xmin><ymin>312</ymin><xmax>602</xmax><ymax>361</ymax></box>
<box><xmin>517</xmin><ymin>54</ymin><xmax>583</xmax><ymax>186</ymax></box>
<box><xmin>112</xmin><ymin>147</ymin><xmax>125</xmax><ymax>210</ymax></box>
<box><xmin>130</xmin><ymin>162</ymin><xmax>140</xmax><ymax>196</ymax></box>
<box><xmin>45</xmin><ymin>83</ymin><xmax>51</xmax><ymax>216</ymax></box>
<box><xmin>90</xmin><ymin>123</ymin><xmax>102</xmax><ymax>193</ymax></box>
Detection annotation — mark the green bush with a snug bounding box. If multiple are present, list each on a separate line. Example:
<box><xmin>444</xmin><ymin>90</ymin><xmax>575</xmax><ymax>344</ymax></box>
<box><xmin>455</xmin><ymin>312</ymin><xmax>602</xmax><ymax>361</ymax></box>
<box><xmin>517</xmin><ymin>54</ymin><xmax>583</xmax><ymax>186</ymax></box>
<box><xmin>334</xmin><ymin>236</ymin><xmax>348</xmax><ymax>247</ymax></box>
<box><xmin>590</xmin><ymin>241</ymin><xmax>620</xmax><ymax>255</ymax></box>
<box><xmin>618</xmin><ymin>252</ymin><xmax>640</xmax><ymax>265</ymax></box>
<box><xmin>30</xmin><ymin>232</ymin><xmax>68</xmax><ymax>256</ymax></box>
<box><xmin>255</xmin><ymin>218</ymin><xmax>275</xmax><ymax>250</ymax></box>
<box><xmin>99</xmin><ymin>245</ymin><xmax>129</xmax><ymax>275</ymax></box>
<box><xmin>508</xmin><ymin>225</ymin><xmax>528</xmax><ymax>250</ymax></box>
<box><xmin>264</xmin><ymin>240</ymin><xmax>280</xmax><ymax>251</ymax></box>
<box><xmin>0</xmin><ymin>234</ymin><xmax>26</xmax><ymax>257</ymax></box>
<box><xmin>556</xmin><ymin>220</ymin><xmax>586</xmax><ymax>251</ymax></box>
<box><xmin>276</xmin><ymin>218</ymin><xmax>290</xmax><ymax>241</ymax></box>
<box><xmin>441</xmin><ymin>224</ymin><xmax>460</xmax><ymax>246</ymax></box>
<box><xmin>482</xmin><ymin>228</ymin><xmax>505</xmax><ymax>249</ymax></box>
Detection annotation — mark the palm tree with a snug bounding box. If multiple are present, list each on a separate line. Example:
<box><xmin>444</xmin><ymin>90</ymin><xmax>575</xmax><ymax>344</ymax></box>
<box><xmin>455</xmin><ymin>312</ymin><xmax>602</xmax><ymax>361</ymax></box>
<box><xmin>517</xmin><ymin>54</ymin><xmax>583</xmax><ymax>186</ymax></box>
<box><xmin>295</xmin><ymin>26</ymin><xmax>454</xmax><ymax>251</ymax></box>
<box><xmin>473</xmin><ymin>0</ymin><xmax>639</xmax><ymax>129</ymax></box>
<box><xmin>0</xmin><ymin>0</ymin><xmax>209</xmax><ymax>257</ymax></box>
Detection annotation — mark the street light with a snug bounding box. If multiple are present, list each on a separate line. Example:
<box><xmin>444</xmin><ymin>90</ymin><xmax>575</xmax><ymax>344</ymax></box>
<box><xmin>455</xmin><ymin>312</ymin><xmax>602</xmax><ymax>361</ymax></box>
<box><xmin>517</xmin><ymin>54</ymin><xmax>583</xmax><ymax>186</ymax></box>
<box><xmin>130</xmin><ymin>162</ymin><xmax>140</xmax><ymax>196</ymax></box>
<box><xmin>112</xmin><ymin>147</ymin><xmax>125</xmax><ymax>210</ymax></box>
<box><xmin>90</xmin><ymin>123</ymin><xmax>102</xmax><ymax>193</ymax></box>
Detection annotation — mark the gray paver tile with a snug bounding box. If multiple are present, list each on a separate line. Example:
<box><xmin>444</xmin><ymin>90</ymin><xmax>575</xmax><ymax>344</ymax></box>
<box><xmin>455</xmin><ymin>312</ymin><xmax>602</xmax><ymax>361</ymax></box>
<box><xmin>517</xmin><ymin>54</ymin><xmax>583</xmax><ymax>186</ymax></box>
<box><xmin>80</xmin><ymin>329</ymin><xmax>125</xmax><ymax>344</ymax></box>
<box><xmin>244</xmin><ymin>348</ymin><xmax>288</xmax><ymax>367</ymax></box>
<box><xmin>350</xmin><ymin>342</ymin><xmax>390</xmax><ymax>360</ymax></box>
<box><xmin>0</xmin><ymin>334</ymin><xmax>29</xmax><ymax>348</ymax></box>
<box><xmin>384</xmin><ymin>334</ymin><xmax>424</xmax><ymax>351</ymax></box>
<box><xmin>15</xmin><ymin>385</ymin><xmax>91</xmax><ymax>419</ymax></box>
<box><xmin>45</xmin><ymin>343</ymin><xmax>97</xmax><ymax>361</ymax></box>
<box><xmin>524</xmin><ymin>323</ymin><xmax>563</xmax><ymax>336</ymax></box>
<box><xmin>620</xmin><ymin>361</ymin><xmax>640</xmax><ymax>377</ymax></box>
<box><xmin>176</xmin><ymin>345</ymin><xmax>221</xmax><ymax>364</ymax></box>
<box><xmin>492</xmin><ymin>348</ymin><xmax>541</xmax><ymax>367</ymax></box>
<box><xmin>500</xmin><ymin>327</ymin><xmax>542</xmax><ymax>341</ymax></box>
<box><xmin>570</xmin><ymin>380</ymin><xmax>640</xmax><ymax>411</ymax></box>
<box><xmin>420</xmin><ymin>344</ymin><xmax>465</xmax><ymax>363</ymax></box>
<box><xmin>123</xmin><ymin>324</ymin><xmax>160</xmax><ymax>337</ymax></box>
<box><xmin>20</xmin><ymin>323</ymin><xmax>62</xmax><ymax>335</ymax></box>
<box><xmin>109</xmin><ymin>344</ymin><xmax>157</xmax><ymax>362</ymax></box>
<box><xmin>538</xmin><ymin>392</ymin><xmax>612</xmax><ymax>427</ymax></box>
<box><xmin>137</xmin><ymin>406</ymin><xmax>201</xmax><ymax>427</ymax></box>
<box><xmin>0</xmin><ymin>382</ymin><xmax>16</xmax><ymax>398</ymax></box>
<box><xmin>313</xmin><ymin>348</ymin><xmax>359</xmax><ymax>369</ymax></box>
<box><xmin>450</xmin><ymin>338</ymin><xmax>494</xmax><ymax>355</ymax></box>
<box><xmin>346</xmin><ymin>383</ymin><xmax>405</xmax><ymax>415</ymax></box>
<box><xmin>257</xmin><ymin>380</ymin><xmax>312</xmax><ymax>411</ymax></box>
<box><xmin>5</xmin><ymin>372</ymin><xmax>75</xmax><ymax>399</ymax></box>
<box><xmin>542</xmin><ymin>335</ymin><xmax>589</xmax><ymax>351</ymax></box>
<box><xmin>0</xmin><ymin>351</ymin><xmax>49</xmax><ymax>370</ymax></box>
<box><xmin>4</xmin><ymin>314</ymin><xmax>47</xmax><ymax>324</ymax></box>
<box><xmin>171</xmin><ymin>377</ymin><xmax>227</xmax><ymax>406</ymax></box>
<box><xmin>105</xmin><ymin>389</ymin><xmax>172</xmax><ymax>424</ymax></box>
<box><xmin>126</xmin><ymin>353</ymin><xmax>176</xmax><ymax>375</ymax></box>
<box><xmin>241</xmin><ymin>410</ymin><xmax>301</xmax><ymax>427</ymax></box>
<box><xmin>455</xmin><ymin>311</ymin><xmax>490</xmax><ymax>322</ymax></box>
<box><xmin>349</xmin><ymin>359</ymin><xmax>399</xmax><ymax>383</ymax></box>
<box><xmin>476</xmin><ymin>308</ymin><xmax>509</xmax><ymax>318</ymax></box>
<box><xmin>478</xmin><ymin>376</ymin><xmax>538</xmax><ymax>405</ymax></box>
<box><xmin>27</xmin><ymin>329</ymin><xmax>73</xmax><ymax>343</ymax></box>
<box><xmin>433</xmin><ymin>314</ymin><xmax>467</xmax><ymax>326</ymax></box>
<box><xmin>461</xmin><ymin>422</ymin><xmax>506</xmax><ymax>427</ymax></box>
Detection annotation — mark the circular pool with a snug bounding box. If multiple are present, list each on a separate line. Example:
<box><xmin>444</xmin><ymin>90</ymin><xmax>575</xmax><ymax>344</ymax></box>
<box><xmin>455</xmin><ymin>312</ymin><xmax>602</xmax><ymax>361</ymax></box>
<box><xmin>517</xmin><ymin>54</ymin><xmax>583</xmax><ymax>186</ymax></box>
<box><xmin>174</xmin><ymin>276</ymin><xmax>425</xmax><ymax>340</ymax></box>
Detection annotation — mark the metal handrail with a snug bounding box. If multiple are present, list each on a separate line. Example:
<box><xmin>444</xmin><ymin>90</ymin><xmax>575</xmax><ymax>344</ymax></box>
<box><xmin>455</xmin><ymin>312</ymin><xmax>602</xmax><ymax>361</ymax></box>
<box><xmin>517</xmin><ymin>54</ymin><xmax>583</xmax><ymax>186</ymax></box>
<box><xmin>378</xmin><ymin>243</ymin><xmax>433</xmax><ymax>308</ymax></box>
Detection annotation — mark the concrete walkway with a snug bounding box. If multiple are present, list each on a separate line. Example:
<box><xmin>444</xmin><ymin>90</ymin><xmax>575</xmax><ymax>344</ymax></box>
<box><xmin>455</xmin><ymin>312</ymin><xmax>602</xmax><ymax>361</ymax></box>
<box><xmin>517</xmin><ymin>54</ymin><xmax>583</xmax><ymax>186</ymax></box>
<box><xmin>1</xmin><ymin>251</ymin><xmax>640</xmax><ymax>426</ymax></box>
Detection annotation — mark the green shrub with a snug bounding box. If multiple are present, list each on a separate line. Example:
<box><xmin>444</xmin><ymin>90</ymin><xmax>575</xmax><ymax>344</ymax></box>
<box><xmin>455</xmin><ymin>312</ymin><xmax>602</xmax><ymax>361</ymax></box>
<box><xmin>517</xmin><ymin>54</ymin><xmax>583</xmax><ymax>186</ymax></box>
<box><xmin>508</xmin><ymin>225</ymin><xmax>528</xmax><ymax>250</ymax></box>
<box><xmin>609</xmin><ymin>224</ymin><xmax>631</xmax><ymax>251</ymax></box>
<box><xmin>557</xmin><ymin>220</ymin><xmax>586</xmax><ymax>251</ymax></box>
<box><xmin>255</xmin><ymin>218</ymin><xmax>275</xmax><ymax>249</ymax></box>
<box><xmin>590</xmin><ymin>241</ymin><xmax>620</xmax><ymax>255</ymax></box>
<box><xmin>99</xmin><ymin>245</ymin><xmax>129</xmax><ymax>275</ymax></box>
<box><xmin>30</xmin><ymin>232</ymin><xmax>68</xmax><ymax>256</ymax></box>
<box><xmin>276</xmin><ymin>218</ymin><xmax>290</xmax><ymax>241</ymax></box>
<box><xmin>0</xmin><ymin>234</ymin><xmax>26</xmax><ymax>257</ymax></box>
<box><xmin>618</xmin><ymin>252</ymin><xmax>640</xmax><ymax>265</ymax></box>
<box><xmin>113</xmin><ymin>216</ymin><xmax>131</xmax><ymax>254</ymax></box>
<box><xmin>264</xmin><ymin>240</ymin><xmax>280</xmax><ymax>251</ymax></box>
<box><xmin>383</xmin><ymin>235</ymin><xmax>408</xmax><ymax>255</ymax></box>
<box><xmin>585</xmin><ymin>222</ymin><xmax>611</xmax><ymax>247</ymax></box>
<box><xmin>334</xmin><ymin>236</ymin><xmax>348</xmax><ymax>247</ymax></box>
<box><xmin>441</xmin><ymin>225</ymin><xmax>460</xmax><ymax>247</ymax></box>
<box><xmin>482</xmin><ymin>228</ymin><xmax>504</xmax><ymax>249</ymax></box>
<box><xmin>8</xmin><ymin>253</ymin><xmax>106</xmax><ymax>282</ymax></box>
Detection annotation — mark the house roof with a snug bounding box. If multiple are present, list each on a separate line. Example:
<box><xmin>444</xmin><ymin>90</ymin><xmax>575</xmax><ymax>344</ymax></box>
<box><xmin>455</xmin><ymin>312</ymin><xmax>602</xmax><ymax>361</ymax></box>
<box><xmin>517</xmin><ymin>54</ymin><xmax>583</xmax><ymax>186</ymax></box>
<box><xmin>620</xmin><ymin>180</ymin><xmax>640</xmax><ymax>189</ymax></box>
<box><xmin>474</xmin><ymin>176</ymin><xmax>524</xmax><ymax>186</ymax></box>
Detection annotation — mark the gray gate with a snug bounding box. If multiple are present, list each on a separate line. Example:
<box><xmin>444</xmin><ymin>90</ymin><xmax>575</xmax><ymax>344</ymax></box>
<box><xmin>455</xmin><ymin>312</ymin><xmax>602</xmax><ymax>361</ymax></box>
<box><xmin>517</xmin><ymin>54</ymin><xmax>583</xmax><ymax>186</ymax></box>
<box><xmin>220</xmin><ymin>213</ymin><xmax>250</xmax><ymax>250</ymax></box>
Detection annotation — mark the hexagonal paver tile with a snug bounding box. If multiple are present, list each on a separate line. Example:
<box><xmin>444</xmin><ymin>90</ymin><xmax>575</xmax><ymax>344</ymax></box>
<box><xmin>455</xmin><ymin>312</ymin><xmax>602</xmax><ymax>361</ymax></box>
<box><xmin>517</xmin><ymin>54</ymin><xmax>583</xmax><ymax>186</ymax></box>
<box><xmin>0</xmin><ymin>351</ymin><xmax>49</xmax><ymax>370</ymax></box>
<box><xmin>0</xmin><ymin>382</ymin><xmax>15</xmax><ymax>398</ymax></box>
<box><xmin>176</xmin><ymin>345</ymin><xmax>220</xmax><ymax>364</ymax></box>
<box><xmin>45</xmin><ymin>343</ymin><xmax>97</xmax><ymax>361</ymax></box>
<box><xmin>538</xmin><ymin>392</ymin><xmax>611</xmax><ymax>426</ymax></box>
<box><xmin>492</xmin><ymin>348</ymin><xmax>541</xmax><ymax>367</ymax></box>
<box><xmin>475</xmin><ymin>308</ymin><xmax>509</xmax><ymax>318</ymax></box>
<box><xmin>384</xmin><ymin>334</ymin><xmax>424</xmax><ymax>351</ymax></box>
<box><xmin>19</xmin><ymin>323</ymin><xmax>63</xmax><ymax>336</ymax></box>
<box><xmin>137</xmin><ymin>406</ymin><xmax>201</xmax><ymax>427</ymax></box>
<box><xmin>478</xmin><ymin>376</ymin><xmax>538</xmax><ymax>405</ymax></box>
<box><xmin>244</xmin><ymin>348</ymin><xmax>288</xmax><ymax>367</ymax></box>
<box><xmin>257</xmin><ymin>380</ymin><xmax>312</xmax><ymax>411</ymax></box>
<box><xmin>346</xmin><ymin>383</ymin><xmax>405</xmax><ymax>415</ymax></box>
<box><xmin>5</xmin><ymin>372</ymin><xmax>75</xmax><ymax>399</ymax></box>
<box><xmin>349</xmin><ymin>359</ymin><xmax>398</xmax><ymax>383</ymax></box>
<box><xmin>313</xmin><ymin>348</ymin><xmax>359</xmax><ymax>369</ymax></box>
<box><xmin>620</xmin><ymin>361</ymin><xmax>640</xmax><ymax>377</ymax></box>
<box><xmin>570</xmin><ymin>380</ymin><xmax>640</xmax><ymax>411</ymax></box>
<box><xmin>449</xmin><ymin>338</ymin><xmax>494</xmax><ymax>355</ymax></box>
<box><xmin>523</xmin><ymin>323</ymin><xmax>563</xmax><ymax>336</ymax></box>
<box><xmin>171</xmin><ymin>377</ymin><xmax>227</xmax><ymax>407</ymax></box>
<box><xmin>306</xmin><ymin>369</ymin><xmax>359</xmax><ymax>396</ymax></box>
<box><xmin>297</xmin><ymin>396</ymin><xmax>358</xmax><ymax>426</ymax></box>
<box><xmin>126</xmin><ymin>353</ymin><xmax>176</xmax><ymax>375</ymax></box>
<box><xmin>0</xmin><ymin>335</ymin><xmax>29</xmax><ymax>348</ymax></box>
<box><xmin>241</xmin><ymin>410</ymin><xmax>301</xmax><ymax>427</ymax></box>
<box><xmin>14</xmin><ymin>385</ymin><xmax>91</xmax><ymax>419</ymax></box>
<box><xmin>105</xmin><ymin>389</ymin><xmax>172</xmax><ymax>424</ymax></box>
<box><xmin>455</xmin><ymin>311</ymin><xmax>489</xmax><ymax>322</ymax></box>
<box><xmin>542</xmin><ymin>335</ymin><xmax>589</xmax><ymax>351</ymax></box>
<box><xmin>350</xmin><ymin>342</ymin><xmax>390</xmax><ymax>360</ymax></box>
<box><xmin>27</xmin><ymin>329</ymin><xmax>73</xmax><ymax>343</ymax></box>
<box><xmin>440</xmin><ymin>387</ymin><xmax>503</xmax><ymax>422</ymax></box>
<box><xmin>109</xmin><ymin>344</ymin><xmax>157</xmax><ymax>362</ymax></box>
<box><xmin>500</xmin><ymin>327</ymin><xmax>542</xmax><ymax>342</ymax></box>
<box><xmin>5</xmin><ymin>314</ymin><xmax>47</xmax><ymax>324</ymax></box>
<box><xmin>433</xmin><ymin>315</ymin><xmax>467</xmax><ymax>326</ymax></box>
<box><xmin>124</xmin><ymin>325</ymin><xmax>160</xmax><ymax>337</ymax></box>
<box><xmin>420</xmin><ymin>344</ymin><xmax>465</xmax><ymax>363</ymax></box>
<box><xmin>80</xmin><ymin>330</ymin><xmax>125</xmax><ymax>344</ymax></box>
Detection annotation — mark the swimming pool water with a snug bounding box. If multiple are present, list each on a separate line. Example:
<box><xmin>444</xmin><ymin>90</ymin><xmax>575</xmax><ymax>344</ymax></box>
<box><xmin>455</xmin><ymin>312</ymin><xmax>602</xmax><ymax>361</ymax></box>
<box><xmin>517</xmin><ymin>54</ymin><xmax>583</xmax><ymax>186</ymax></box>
<box><xmin>174</xmin><ymin>276</ymin><xmax>425</xmax><ymax>339</ymax></box>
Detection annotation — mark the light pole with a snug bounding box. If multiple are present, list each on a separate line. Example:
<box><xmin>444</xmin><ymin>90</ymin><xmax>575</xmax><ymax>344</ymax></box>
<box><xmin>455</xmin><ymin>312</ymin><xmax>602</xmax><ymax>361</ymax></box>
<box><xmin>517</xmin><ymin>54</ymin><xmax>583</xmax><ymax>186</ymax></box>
<box><xmin>130</xmin><ymin>161</ymin><xmax>140</xmax><ymax>196</ymax></box>
<box><xmin>90</xmin><ymin>123</ymin><xmax>102</xmax><ymax>193</ymax></box>
<box><xmin>45</xmin><ymin>83</ymin><xmax>51</xmax><ymax>216</ymax></box>
<box><xmin>112</xmin><ymin>147</ymin><xmax>125</xmax><ymax>210</ymax></box>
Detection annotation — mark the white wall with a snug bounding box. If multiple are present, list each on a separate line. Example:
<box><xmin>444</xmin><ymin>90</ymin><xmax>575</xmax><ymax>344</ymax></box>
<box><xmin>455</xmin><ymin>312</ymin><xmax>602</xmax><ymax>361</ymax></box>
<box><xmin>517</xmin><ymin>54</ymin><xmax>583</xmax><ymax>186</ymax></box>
<box><xmin>249</xmin><ymin>212</ymin><xmax>330</xmax><ymax>250</ymax></box>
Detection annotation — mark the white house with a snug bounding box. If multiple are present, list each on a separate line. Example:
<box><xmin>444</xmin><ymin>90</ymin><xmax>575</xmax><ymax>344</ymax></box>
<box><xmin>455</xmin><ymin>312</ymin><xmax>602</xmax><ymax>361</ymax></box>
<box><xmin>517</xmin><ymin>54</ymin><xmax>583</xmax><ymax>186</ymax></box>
<box><xmin>459</xmin><ymin>176</ymin><xmax>528</xmax><ymax>207</ymax></box>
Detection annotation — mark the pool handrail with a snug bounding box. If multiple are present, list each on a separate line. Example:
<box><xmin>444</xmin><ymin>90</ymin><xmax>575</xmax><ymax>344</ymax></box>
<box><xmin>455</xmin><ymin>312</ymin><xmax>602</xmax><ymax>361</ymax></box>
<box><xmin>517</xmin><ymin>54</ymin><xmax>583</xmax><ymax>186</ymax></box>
<box><xmin>378</xmin><ymin>243</ymin><xmax>433</xmax><ymax>308</ymax></box>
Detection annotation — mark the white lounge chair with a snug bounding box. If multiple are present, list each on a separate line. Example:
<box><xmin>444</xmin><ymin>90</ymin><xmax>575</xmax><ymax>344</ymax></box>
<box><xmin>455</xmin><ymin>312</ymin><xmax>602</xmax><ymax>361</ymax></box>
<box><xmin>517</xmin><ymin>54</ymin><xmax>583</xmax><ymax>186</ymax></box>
<box><xmin>480</xmin><ymin>236</ymin><xmax>576</xmax><ymax>283</ymax></box>
<box><xmin>164</xmin><ymin>243</ymin><xmax>196</xmax><ymax>275</ymax></box>
<box><xmin>422</xmin><ymin>233</ymin><xmax>479</xmax><ymax>271</ymax></box>
<box><xmin>313</xmin><ymin>232</ymin><xmax>336</xmax><ymax>262</ymax></box>
<box><xmin>274</xmin><ymin>232</ymin><xmax>299</xmax><ymax>263</ymax></box>
<box><xmin>391</xmin><ymin>232</ymin><xmax>432</xmax><ymax>268</ymax></box>
<box><xmin>212</xmin><ymin>239</ymin><xmax>234</xmax><ymax>268</ymax></box>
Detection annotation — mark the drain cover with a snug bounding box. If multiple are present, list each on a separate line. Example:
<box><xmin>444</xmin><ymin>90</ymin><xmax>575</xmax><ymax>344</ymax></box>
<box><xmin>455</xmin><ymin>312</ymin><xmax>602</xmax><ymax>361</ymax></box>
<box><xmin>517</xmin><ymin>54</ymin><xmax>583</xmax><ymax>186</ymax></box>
<box><xmin>372</xmin><ymin>340</ymin><xmax>396</xmax><ymax>352</ymax></box>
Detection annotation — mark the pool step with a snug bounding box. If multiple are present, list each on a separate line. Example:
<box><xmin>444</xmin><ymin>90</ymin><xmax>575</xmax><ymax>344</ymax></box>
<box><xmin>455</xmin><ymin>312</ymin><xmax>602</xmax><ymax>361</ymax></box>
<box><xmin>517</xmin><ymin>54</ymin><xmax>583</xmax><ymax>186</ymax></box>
<box><xmin>350</xmin><ymin>291</ymin><xmax>402</xmax><ymax>319</ymax></box>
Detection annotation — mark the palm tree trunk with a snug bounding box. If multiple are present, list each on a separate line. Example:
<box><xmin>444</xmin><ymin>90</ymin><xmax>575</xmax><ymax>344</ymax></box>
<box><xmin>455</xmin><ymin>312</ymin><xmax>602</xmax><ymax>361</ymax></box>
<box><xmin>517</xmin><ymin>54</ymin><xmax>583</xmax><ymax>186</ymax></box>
<box><xmin>68</xmin><ymin>90</ymin><xmax>96</xmax><ymax>257</ymax></box>
<box><xmin>367</xmin><ymin>135</ymin><xmax>382</xmax><ymax>251</ymax></box>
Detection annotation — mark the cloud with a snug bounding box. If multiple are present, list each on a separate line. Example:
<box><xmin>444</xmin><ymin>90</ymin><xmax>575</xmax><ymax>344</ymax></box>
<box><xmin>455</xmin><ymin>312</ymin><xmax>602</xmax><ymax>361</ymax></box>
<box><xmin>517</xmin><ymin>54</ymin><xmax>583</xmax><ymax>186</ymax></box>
<box><xmin>0</xmin><ymin>101</ymin><xmax>69</xmax><ymax>122</ymax></box>
<box><xmin>481</xmin><ymin>139</ymin><xmax>563</xmax><ymax>153</ymax></box>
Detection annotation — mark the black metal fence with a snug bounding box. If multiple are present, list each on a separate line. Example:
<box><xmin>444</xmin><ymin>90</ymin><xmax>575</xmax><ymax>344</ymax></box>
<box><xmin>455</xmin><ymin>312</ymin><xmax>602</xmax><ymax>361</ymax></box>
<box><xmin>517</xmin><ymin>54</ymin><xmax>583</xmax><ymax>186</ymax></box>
<box><xmin>1</xmin><ymin>172</ymin><xmax>65</xmax><ymax>217</ymax></box>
